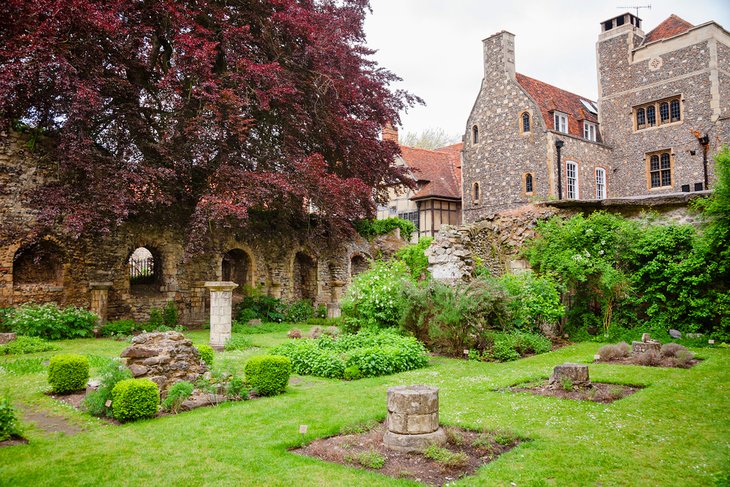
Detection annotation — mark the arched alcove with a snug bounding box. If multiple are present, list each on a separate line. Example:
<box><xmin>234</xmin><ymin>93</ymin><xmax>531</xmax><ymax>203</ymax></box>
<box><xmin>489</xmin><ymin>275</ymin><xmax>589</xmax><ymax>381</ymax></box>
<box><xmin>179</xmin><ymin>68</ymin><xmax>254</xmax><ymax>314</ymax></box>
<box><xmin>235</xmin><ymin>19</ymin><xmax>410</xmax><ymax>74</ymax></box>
<box><xmin>222</xmin><ymin>248</ymin><xmax>252</xmax><ymax>289</ymax></box>
<box><xmin>13</xmin><ymin>240</ymin><xmax>64</xmax><ymax>286</ymax></box>
<box><xmin>350</xmin><ymin>254</ymin><xmax>369</xmax><ymax>278</ymax></box>
<box><xmin>292</xmin><ymin>252</ymin><xmax>317</xmax><ymax>301</ymax></box>
<box><xmin>128</xmin><ymin>246</ymin><xmax>162</xmax><ymax>294</ymax></box>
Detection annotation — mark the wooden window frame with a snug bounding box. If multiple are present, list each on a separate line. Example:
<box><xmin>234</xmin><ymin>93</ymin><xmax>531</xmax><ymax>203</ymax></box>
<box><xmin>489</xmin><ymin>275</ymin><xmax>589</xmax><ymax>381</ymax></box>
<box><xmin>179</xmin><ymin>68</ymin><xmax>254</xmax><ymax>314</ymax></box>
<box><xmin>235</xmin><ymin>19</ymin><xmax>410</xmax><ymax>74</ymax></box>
<box><xmin>583</xmin><ymin>121</ymin><xmax>597</xmax><ymax>142</ymax></box>
<box><xmin>633</xmin><ymin>96</ymin><xmax>683</xmax><ymax>132</ymax></box>
<box><xmin>566</xmin><ymin>160</ymin><xmax>579</xmax><ymax>199</ymax></box>
<box><xmin>645</xmin><ymin>149</ymin><xmax>674</xmax><ymax>190</ymax></box>
<box><xmin>554</xmin><ymin>112</ymin><xmax>568</xmax><ymax>134</ymax></box>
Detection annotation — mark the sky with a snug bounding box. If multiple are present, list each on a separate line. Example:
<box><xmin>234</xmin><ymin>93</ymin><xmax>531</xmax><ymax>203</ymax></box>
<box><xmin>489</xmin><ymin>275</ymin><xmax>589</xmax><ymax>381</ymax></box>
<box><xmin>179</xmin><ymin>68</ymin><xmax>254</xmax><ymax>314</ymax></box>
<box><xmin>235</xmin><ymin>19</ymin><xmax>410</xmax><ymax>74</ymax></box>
<box><xmin>363</xmin><ymin>0</ymin><xmax>730</xmax><ymax>140</ymax></box>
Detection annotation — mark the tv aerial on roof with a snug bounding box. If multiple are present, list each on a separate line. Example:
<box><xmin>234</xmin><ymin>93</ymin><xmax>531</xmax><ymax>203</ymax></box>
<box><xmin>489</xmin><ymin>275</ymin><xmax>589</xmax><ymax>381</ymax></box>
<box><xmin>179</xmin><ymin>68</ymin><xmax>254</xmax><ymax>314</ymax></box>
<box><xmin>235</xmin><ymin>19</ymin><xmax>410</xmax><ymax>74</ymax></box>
<box><xmin>617</xmin><ymin>5</ymin><xmax>651</xmax><ymax>17</ymax></box>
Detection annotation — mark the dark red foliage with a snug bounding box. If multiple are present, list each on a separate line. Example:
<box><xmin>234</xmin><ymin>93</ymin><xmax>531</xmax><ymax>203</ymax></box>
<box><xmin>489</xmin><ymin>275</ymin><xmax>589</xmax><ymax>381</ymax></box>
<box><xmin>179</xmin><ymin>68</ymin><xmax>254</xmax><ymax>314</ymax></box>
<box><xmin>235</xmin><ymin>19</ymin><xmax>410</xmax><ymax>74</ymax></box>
<box><xmin>0</xmin><ymin>0</ymin><xmax>419</xmax><ymax>245</ymax></box>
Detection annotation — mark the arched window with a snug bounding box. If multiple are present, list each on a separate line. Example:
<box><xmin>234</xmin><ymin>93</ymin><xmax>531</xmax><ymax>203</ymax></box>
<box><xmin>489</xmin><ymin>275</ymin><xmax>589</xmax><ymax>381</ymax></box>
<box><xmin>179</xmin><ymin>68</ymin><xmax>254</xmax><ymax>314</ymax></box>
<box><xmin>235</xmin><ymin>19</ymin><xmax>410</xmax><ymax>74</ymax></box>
<box><xmin>13</xmin><ymin>241</ymin><xmax>64</xmax><ymax>286</ymax></box>
<box><xmin>521</xmin><ymin>112</ymin><xmax>530</xmax><ymax>133</ymax></box>
<box><xmin>472</xmin><ymin>125</ymin><xmax>479</xmax><ymax>144</ymax></box>
<box><xmin>646</xmin><ymin>105</ymin><xmax>656</xmax><ymax>126</ymax></box>
<box><xmin>222</xmin><ymin>249</ymin><xmax>252</xmax><ymax>289</ymax></box>
<box><xmin>472</xmin><ymin>182</ymin><xmax>480</xmax><ymax>204</ymax></box>
<box><xmin>524</xmin><ymin>173</ymin><xmax>533</xmax><ymax>194</ymax></box>
<box><xmin>566</xmin><ymin>161</ymin><xmax>579</xmax><ymax>199</ymax></box>
<box><xmin>636</xmin><ymin>108</ymin><xmax>646</xmax><ymax>129</ymax></box>
<box><xmin>670</xmin><ymin>99</ymin><xmax>681</xmax><ymax>122</ymax></box>
<box><xmin>128</xmin><ymin>246</ymin><xmax>162</xmax><ymax>294</ymax></box>
<box><xmin>659</xmin><ymin>102</ymin><xmax>669</xmax><ymax>123</ymax></box>
<box><xmin>595</xmin><ymin>168</ymin><xmax>606</xmax><ymax>200</ymax></box>
<box><xmin>350</xmin><ymin>255</ymin><xmax>369</xmax><ymax>277</ymax></box>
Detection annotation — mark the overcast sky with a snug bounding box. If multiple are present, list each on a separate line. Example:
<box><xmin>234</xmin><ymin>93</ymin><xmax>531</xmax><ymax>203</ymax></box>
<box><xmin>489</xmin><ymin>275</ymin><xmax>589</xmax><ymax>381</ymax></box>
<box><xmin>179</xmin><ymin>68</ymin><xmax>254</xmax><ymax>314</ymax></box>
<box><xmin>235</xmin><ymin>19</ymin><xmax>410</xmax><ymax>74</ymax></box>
<box><xmin>363</xmin><ymin>0</ymin><xmax>730</xmax><ymax>140</ymax></box>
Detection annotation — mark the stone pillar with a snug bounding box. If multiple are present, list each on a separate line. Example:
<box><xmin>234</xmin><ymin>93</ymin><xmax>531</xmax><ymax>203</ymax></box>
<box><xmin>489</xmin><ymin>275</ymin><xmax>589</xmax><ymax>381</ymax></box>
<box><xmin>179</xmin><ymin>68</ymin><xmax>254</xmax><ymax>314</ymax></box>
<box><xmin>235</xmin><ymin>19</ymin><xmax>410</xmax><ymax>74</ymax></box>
<box><xmin>548</xmin><ymin>363</ymin><xmax>591</xmax><ymax>389</ymax></box>
<box><xmin>205</xmin><ymin>281</ymin><xmax>238</xmax><ymax>350</ymax></box>
<box><xmin>328</xmin><ymin>280</ymin><xmax>345</xmax><ymax>318</ymax></box>
<box><xmin>632</xmin><ymin>333</ymin><xmax>661</xmax><ymax>353</ymax></box>
<box><xmin>269</xmin><ymin>282</ymin><xmax>282</xmax><ymax>299</ymax></box>
<box><xmin>383</xmin><ymin>385</ymin><xmax>446</xmax><ymax>453</ymax></box>
<box><xmin>89</xmin><ymin>281</ymin><xmax>113</xmax><ymax>325</ymax></box>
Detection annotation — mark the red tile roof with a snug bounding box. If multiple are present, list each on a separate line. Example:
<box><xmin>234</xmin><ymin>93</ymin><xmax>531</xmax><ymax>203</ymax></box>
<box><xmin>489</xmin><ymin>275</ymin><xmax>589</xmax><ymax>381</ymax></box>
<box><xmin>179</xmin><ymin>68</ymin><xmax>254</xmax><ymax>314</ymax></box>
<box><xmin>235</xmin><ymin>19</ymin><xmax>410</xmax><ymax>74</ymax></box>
<box><xmin>399</xmin><ymin>143</ymin><xmax>463</xmax><ymax>201</ymax></box>
<box><xmin>644</xmin><ymin>15</ymin><xmax>694</xmax><ymax>44</ymax></box>
<box><xmin>516</xmin><ymin>73</ymin><xmax>599</xmax><ymax>139</ymax></box>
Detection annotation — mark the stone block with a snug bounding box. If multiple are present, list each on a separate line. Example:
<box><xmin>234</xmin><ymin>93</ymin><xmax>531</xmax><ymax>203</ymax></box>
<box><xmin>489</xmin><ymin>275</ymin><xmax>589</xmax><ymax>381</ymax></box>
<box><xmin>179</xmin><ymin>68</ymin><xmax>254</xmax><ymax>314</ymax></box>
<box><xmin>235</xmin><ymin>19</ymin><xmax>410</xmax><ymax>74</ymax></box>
<box><xmin>383</xmin><ymin>428</ymin><xmax>447</xmax><ymax>453</ymax></box>
<box><xmin>387</xmin><ymin>412</ymin><xmax>439</xmax><ymax>435</ymax></box>
<box><xmin>387</xmin><ymin>385</ymin><xmax>439</xmax><ymax>416</ymax></box>
<box><xmin>632</xmin><ymin>341</ymin><xmax>661</xmax><ymax>353</ymax></box>
<box><xmin>129</xmin><ymin>364</ymin><xmax>149</xmax><ymax>377</ymax></box>
<box><xmin>548</xmin><ymin>363</ymin><xmax>590</xmax><ymax>388</ymax></box>
<box><xmin>0</xmin><ymin>333</ymin><xmax>17</xmax><ymax>344</ymax></box>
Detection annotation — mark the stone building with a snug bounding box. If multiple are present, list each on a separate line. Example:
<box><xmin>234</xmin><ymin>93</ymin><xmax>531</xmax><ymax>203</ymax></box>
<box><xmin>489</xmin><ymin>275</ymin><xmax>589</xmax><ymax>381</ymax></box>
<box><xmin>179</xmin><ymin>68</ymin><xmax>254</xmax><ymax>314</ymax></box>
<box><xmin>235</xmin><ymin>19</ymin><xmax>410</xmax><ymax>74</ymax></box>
<box><xmin>462</xmin><ymin>13</ymin><xmax>730</xmax><ymax>221</ymax></box>
<box><xmin>0</xmin><ymin>130</ymin><xmax>379</xmax><ymax>323</ymax></box>
<box><xmin>376</xmin><ymin>126</ymin><xmax>462</xmax><ymax>240</ymax></box>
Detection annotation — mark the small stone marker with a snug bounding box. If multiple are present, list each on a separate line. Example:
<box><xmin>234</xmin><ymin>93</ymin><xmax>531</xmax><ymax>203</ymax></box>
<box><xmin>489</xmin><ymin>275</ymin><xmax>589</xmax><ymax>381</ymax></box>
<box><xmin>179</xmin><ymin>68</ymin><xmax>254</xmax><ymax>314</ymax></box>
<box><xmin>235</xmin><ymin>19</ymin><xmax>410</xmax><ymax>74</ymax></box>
<box><xmin>669</xmin><ymin>329</ymin><xmax>682</xmax><ymax>339</ymax></box>
<box><xmin>548</xmin><ymin>363</ymin><xmax>591</xmax><ymax>389</ymax></box>
<box><xmin>299</xmin><ymin>424</ymin><xmax>308</xmax><ymax>434</ymax></box>
<box><xmin>383</xmin><ymin>385</ymin><xmax>446</xmax><ymax>453</ymax></box>
<box><xmin>709</xmin><ymin>339</ymin><xmax>715</xmax><ymax>345</ymax></box>
<box><xmin>105</xmin><ymin>400</ymin><xmax>112</xmax><ymax>408</ymax></box>
<box><xmin>0</xmin><ymin>333</ymin><xmax>17</xmax><ymax>344</ymax></box>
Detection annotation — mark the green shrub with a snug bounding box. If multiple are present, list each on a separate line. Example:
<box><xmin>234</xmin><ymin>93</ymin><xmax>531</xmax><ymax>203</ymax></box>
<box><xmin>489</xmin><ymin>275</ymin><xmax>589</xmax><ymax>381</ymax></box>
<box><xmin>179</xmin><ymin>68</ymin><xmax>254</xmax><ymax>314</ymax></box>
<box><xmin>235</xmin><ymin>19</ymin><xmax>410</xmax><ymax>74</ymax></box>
<box><xmin>197</xmin><ymin>345</ymin><xmax>214</xmax><ymax>366</ymax></box>
<box><xmin>161</xmin><ymin>381</ymin><xmax>194</xmax><ymax>414</ymax></box>
<box><xmin>162</xmin><ymin>301</ymin><xmax>178</xmax><ymax>327</ymax></box>
<box><xmin>0</xmin><ymin>396</ymin><xmax>20</xmax><ymax>441</ymax></box>
<box><xmin>270</xmin><ymin>329</ymin><xmax>429</xmax><ymax>379</ymax></box>
<box><xmin>7</xmin><ymin>303</ymin><xmax>98</xmax><ymax>340</ymax></box>
<box><xmin>234</xmin><ymin>290</ymin><xmax>286</xmax><ymax>323</ymax></box>
<box><xmin>111</xmin><ymin>378</ymin><xmax>159</xmax><ymax>422</ymax></box>
<box><xmin>343</xmin><ymin>365</ymin><xmax>362</xmax><ymax>381</ymax></box>
<box><xmin>0</xmin><ymin>336</ymin><xmax>59</xmax><ymax>355</ymax></box>
<box><xmin>147</xmin><ymin>307</ymin><xmax>164</xmax><ymax>329</ymax></box>
<box><xmin>315</xmin><ymin>304</ymin><xmax>328</xmax><ymax>319</ymax></box>
<box><xmin>101</xmin><ymin>319</ymin><xmax>140</xmax><ymax>337</ymax></box>
<box><xmin>84</xmin><ymin>359</ymin><xmax>133</xmax><ymax>417</ymax></box>
<box><xmin>225</xmin><ymin>376</ymin><xmax>249</xmax><ymax>400</ymax></box>
<box><xmin>354</xmin><ymin>217</ymin><xmax>415</xmax><ymax>240</ymax></box>
<box><xmin>499</xmin><ymin>271</ymin><xmax>564</xmax><ymax>333</ymax></box>
<box><xmin>395</xmin><ymin>237</ymin><xmax>432</xmax><ymax>280</ymax></box>
<box><xmin>340</xmin><ymin>260</ymin><xmax>413</xmax><ymax>332</ymax></box>
<box><xmin>0</xmin><ymin>308</ymin><xmax>14</xmax><ymax>332</ymax></box>
<box><xmin>224</xmin><ymin>336</ymin><xmax>253</xmax><ymax>351</ymax></box>
<box><xmin>48</xmin><ymin>354</ymin><xmax>89</xmax><ymax>393</ymax></box>
<box><xmin>285</xmin><ymin>299</ymin><xmax>314</xmax><ymax>323</ymax></box>
<box><xmin>244</xmin><ymin>355</ymin><xmax>291</xmax><ymax>396</ymax></box>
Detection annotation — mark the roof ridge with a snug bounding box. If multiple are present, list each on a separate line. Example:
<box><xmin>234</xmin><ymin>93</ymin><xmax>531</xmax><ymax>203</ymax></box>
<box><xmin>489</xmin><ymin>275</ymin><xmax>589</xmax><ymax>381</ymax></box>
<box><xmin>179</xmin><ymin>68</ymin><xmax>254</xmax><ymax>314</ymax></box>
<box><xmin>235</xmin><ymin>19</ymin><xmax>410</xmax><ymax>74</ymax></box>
<box><xmin>516</xmin><ymin>72</ymin><xmax>596</xmax><ymax>104</ymax></box>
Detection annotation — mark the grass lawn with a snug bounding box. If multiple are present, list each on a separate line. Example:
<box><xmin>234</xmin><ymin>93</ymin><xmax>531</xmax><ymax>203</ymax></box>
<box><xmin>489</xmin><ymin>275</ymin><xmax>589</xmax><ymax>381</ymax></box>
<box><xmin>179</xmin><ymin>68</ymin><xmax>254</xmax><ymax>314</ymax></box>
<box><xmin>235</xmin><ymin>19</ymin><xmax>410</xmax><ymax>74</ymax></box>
<box><xmin>1</xmin><ymin>327</ymin><xmax>728</xmax><ymax>486</ymax></box>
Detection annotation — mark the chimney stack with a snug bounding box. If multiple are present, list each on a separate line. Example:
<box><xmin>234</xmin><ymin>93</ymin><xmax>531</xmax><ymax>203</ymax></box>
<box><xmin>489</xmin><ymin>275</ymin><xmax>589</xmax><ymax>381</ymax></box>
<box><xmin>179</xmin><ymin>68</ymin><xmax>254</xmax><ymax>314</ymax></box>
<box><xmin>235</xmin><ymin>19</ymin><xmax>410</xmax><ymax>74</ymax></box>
<box><xmin>382</xmin><ymin>122</ymin><xmax>399</xmax><ymax>144</ymax></box>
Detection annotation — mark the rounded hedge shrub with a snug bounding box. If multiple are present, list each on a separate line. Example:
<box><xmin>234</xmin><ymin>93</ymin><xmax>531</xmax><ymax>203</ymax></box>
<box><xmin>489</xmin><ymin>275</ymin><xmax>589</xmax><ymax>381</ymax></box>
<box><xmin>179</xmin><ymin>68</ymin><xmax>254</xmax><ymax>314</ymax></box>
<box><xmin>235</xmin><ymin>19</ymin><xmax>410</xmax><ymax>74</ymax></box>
<box><xmin>197</xmin><ymin>344</ymin><xmax>214</xmax><ymax>366</ymax></box>
<box><xmin>111</xmin><ymin>378</ymin><xmax>160</xmax><ymax>422</ymax></box>
<box><xmin>244</xmin><ymin>355</ymin><xmax>291</xmax><ymax>396</ymax></box>
<box><xmin>48</xmin><ymin>354</ymin><xmax>89</xmax><ymax>393</ymax></box>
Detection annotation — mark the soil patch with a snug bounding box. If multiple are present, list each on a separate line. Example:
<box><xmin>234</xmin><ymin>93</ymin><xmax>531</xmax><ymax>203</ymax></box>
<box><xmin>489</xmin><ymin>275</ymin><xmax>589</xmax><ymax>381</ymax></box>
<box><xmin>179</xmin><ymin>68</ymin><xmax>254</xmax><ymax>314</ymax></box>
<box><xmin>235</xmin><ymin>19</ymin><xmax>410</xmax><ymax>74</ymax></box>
<box><xmin>294</xmin><ymin>422</ymin><xmax>523</xmax><ymax>486</ymax></box>
<box><xmin>18</xmin><ymin>403</ymin><xmax>83</xmax><ymax>435</ymax></box>
<box><xmin>593</xmin><ymin>356</ymin><xmax>701</xmax><ymax>369</ymax></box>
<box><xmin>509</xmin><ymin>380</ymin><xmax>641</xmax><ymax>403</ymax></box>
<box><xmin>0</xmin><ymin>435</ymin><xmax>28</xmax><ymax>448</ymax></box>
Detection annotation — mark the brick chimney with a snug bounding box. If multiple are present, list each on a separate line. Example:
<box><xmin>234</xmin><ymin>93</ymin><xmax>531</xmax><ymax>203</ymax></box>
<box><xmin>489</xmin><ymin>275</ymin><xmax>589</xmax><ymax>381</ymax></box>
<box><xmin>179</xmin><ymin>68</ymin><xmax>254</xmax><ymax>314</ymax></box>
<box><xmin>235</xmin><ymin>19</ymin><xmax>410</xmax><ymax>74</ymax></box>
<box><xmin>382</xmin><ymin>122</ymin><xmax>399</xmax><ymax>144</ymax></box>
<box><xmin>482</xmin><ymin>31</ymin><xmax>516</xmax><ymax>80</ymax></box>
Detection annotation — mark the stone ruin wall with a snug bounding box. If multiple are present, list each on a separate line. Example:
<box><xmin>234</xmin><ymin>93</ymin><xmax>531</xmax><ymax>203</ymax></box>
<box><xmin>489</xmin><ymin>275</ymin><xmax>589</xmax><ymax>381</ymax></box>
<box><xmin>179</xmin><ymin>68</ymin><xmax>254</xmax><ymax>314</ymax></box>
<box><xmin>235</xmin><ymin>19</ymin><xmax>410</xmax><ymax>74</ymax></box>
<box><xmin>427</xmin><ymin>196</ymin><xmax>707</xmax><ymax>282</ymax></box>
<box><xmin>0</xmin><ymin>130</ymin><xmax>391</xmax><ymax>324</ymax></box>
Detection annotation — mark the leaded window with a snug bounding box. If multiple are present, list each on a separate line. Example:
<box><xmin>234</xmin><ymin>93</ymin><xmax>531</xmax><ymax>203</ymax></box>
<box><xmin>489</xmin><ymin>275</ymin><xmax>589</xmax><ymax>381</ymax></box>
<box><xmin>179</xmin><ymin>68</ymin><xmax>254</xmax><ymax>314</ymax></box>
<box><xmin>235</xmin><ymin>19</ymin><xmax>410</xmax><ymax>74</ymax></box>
<box><xmin>648</xmin><ymin>151</ymin><xmax>672</xmax><ymax>188</ymax></box>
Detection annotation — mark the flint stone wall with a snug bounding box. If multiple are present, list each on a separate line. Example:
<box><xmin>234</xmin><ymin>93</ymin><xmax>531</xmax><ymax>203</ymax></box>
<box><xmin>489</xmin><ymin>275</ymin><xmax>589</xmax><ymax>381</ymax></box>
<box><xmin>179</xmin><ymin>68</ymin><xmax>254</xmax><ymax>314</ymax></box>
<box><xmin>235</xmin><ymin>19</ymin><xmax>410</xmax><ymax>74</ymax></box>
<box><xmin>120</xmin><ymin>331</ymin><xmax>208</xmax><ymax>395</ymax></box>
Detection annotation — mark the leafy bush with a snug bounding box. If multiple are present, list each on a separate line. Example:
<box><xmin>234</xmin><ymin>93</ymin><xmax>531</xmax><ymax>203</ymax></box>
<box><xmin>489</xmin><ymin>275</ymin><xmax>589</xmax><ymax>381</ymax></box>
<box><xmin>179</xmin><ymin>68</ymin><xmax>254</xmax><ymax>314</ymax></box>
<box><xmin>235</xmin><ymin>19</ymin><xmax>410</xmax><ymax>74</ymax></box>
<box><xmin>111</xmin><ymin>378</ymin><xmax>159</xmax><ymax>422</ymax></box>
<box><xmin>162</xmin><ymin>301</ymin><xmax>178</xmax><ymax>327</ymax></box>
<box><xmin>395</xmin><ymin>237</ymin><xmax>432</xmax><ymax>280</ymax></box>
<box><xmin>224</xmin><ymin>336</ymin><xmax>253</xmax><ymax>351</ymax></box>
<box><xmin>0</xmin><ymin>308</ymin><xmax>13</xmax><ymax>332</ymax></box>
<box><xmin>48</xmin><ymin>354</ymin><xmax>89</xmax><ymax>393</ymax></box>
<box><xmin>401</xmin><ymin>277</ymin><xmax>511</xmax><ymax>355</ymax></box>
<box><xmin>499</xmin><ymin>271</ymin><xmax>564</xmax><ymax>333</ymax></box>
<box><xmin>270</xmin><ymin>329</ymin><xmax>429</xmax><ymax>379</ymax></box>
<box><xmin>197</xmin><ymin>345</ymin><xmax>214</xmax><ymax>366</ymax></box>
<box><xmin>7</xmin><ymin>303</ymin><xmax>98</xmax><ymax>340</ymax></box>
<box><xmin>225</xmin><ymin>376</ymin><xmax>249</xmax><ymax>400</ymax></box>
<box><xmin>0</xmin><ymin>396</ymin><xmax>20</xmax><ymax>441</ymax></box>
<box><xmin>354</xmin><ymin>217</ymin><xmax>416</xmax><ymax>240</ymax></box>
<box><xmin>0</xmin><ymin>336</ymin><xmax>59</xmax><ymax>355</ymax></box>
<box><xmin>234</xmin><ymin>290</ymin><xmax>286</xmax><ymax>323</ymax></box>
<box><xmin>147</xmin><ymin>307</ymin><xmax>164</xmax><ymax>329</ymax></box>
<box><xmin>84</xmin><ymin>359</ymin><xmax>133</xmax><ymax>417</ymax></box>
<box><xmin>161</xmin><ymin>381</ymin><xmax>194</xmax><ymax>414</ymax></box>
<box><xmin>315</xmin><ymin>304</ymin><xmax>327</xmax><ymax>319</ymax></box>
<box><xmin>341</xmin><ymin>260</ymin><xmax>413</xmax><ymax>332</ymax></box>
<box><xmin>285</xmin><ymin>299</ymin><xmax>314</xmax><ymax>323</ymax></box>
<box><xmin>244</xmin><ymin>355</ymin><xmax>291</xmax><ymax>396</ymax></box>
<box><xmin>597</xmin><ymin>343</ymin><xmax>630</xmax><ymax>361</ymax></box>
<box><xmin>101</xmin><ymin>320</ymin><xmax>140</xmax><ymax>337</ymax></box>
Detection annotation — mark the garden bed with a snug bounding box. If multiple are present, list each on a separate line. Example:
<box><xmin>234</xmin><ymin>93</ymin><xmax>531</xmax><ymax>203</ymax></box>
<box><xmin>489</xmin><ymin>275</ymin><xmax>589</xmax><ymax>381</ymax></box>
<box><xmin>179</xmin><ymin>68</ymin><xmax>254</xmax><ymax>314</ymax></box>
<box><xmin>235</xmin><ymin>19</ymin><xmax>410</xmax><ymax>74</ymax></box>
<box><xmin>593</xmin><ymin>355</ymin><xmax>701</xmax><ymax>369</ymax></box>
<box><xmin>508</xmin><ymin>380</ymin><xmax>642</xmax><ymax>403</ymax></box>
<box><xmin>294</xmin><ymin>422</ymin><xmax>523</xmax><ymax>486</ymax></box>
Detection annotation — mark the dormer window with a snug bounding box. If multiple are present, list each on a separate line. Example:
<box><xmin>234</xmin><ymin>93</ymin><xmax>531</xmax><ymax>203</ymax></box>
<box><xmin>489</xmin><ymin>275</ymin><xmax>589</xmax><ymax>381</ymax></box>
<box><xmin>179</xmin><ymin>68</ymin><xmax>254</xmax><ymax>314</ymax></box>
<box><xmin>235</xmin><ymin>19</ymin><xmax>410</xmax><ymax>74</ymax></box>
<box><xmin>553</xmin><ymin>112</ymin><xmax>568</xmax><ymax>134</ymax></box>
<box><xmin>521</xmin><ymin>112</ymin><xmax>531</xmax><ymax>133</ymax></box>
<box><xmin>583</xmin><ymin>122</ymin><xmax>597</xmax><ymax>142</ymax></box>
<box><xmin>472</xmin><ymin>125</ymin><xmax>479</xmax><ymax>144</ymax></box>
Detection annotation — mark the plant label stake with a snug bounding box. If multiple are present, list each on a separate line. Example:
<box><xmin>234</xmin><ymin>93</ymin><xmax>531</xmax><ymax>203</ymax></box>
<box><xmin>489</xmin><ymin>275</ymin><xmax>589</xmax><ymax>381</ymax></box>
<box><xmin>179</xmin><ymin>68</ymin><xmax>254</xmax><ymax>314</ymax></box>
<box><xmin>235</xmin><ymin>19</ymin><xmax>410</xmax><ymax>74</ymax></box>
<box><xmin>105</xmin><ymin>400</ymin><xmax>112</xmax><ymax>408</ymax></box>
<box><xmin>299</xmin><ymin>424</ymin><xmax>308</xmax><ymax>434</ymax></box>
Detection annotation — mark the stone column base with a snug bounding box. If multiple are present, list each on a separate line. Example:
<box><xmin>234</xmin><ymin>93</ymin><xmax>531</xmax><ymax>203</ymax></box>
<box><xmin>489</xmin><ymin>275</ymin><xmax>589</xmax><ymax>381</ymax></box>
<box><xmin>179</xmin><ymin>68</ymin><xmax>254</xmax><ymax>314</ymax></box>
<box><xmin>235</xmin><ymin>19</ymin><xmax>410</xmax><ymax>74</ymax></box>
<box><xmin>383</xmin><ymin>427</ymin><xmax>446</xmax><ymax>453</ymax></box>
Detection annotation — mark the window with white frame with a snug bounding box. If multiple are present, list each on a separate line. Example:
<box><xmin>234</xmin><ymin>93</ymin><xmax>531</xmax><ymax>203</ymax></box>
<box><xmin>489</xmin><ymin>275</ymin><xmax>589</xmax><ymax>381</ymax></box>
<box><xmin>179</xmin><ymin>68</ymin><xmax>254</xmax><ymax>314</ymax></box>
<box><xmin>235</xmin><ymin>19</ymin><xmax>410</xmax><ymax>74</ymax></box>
<box><xmin>554</xmin><ymin>112</ymin><xmax>568</xmax><ymax>134</ymax></box>
<box><xmin>566</xmin><ymin>161</ymin><xmax>579</xmax><ymax>199</ymax></box>
<box><xmin>595</xmin><ymin>167</ymin><xmax>606</xmax><ymax>200</ymax></box>
<box><xmin>583</xmin><ymin>122</ymin><xmax>597</xmax><ymax>142</ymax></box>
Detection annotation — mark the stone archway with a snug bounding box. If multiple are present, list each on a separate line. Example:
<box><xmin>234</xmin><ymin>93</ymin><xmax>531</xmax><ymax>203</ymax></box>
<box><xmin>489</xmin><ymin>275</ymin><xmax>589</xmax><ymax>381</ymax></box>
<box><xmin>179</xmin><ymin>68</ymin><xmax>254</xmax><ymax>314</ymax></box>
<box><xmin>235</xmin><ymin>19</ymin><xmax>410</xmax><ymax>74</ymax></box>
<box><xmin>127</xmin><ymin>246</ymin><xmax>163</xmax><ymax>295</ymax></box>
<box><xmin>292</xmin><ymin>252</ymin><xmax>317</xmax><ymax>301</ymax></box>
<box><xmin>221</xmin><ymin>249</ymin><xmax>253</xmax><ymax>289</ymax></box>
<box><xmin>350</xmin><ymin>254</ymin><xmax>370</xmax><ymax>278</ymax></box>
